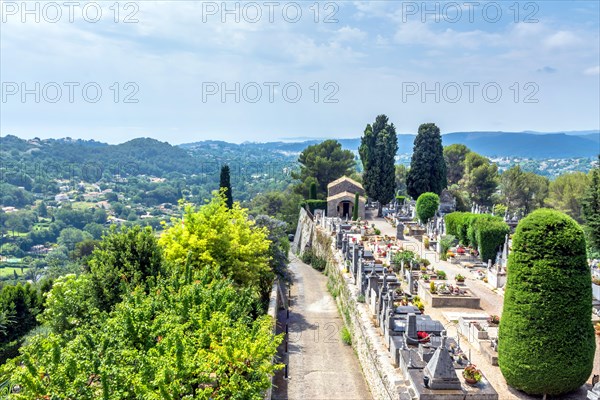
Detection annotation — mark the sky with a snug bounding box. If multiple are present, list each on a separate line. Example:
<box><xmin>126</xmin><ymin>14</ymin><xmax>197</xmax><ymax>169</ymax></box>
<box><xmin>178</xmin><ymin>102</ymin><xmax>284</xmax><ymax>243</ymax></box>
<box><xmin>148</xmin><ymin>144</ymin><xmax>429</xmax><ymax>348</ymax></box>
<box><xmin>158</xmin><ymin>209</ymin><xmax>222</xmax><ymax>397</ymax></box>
<box><xmin>1</xmin><ymin>0</ymin><xmax>599</xmax><ymax>144</ymax></box>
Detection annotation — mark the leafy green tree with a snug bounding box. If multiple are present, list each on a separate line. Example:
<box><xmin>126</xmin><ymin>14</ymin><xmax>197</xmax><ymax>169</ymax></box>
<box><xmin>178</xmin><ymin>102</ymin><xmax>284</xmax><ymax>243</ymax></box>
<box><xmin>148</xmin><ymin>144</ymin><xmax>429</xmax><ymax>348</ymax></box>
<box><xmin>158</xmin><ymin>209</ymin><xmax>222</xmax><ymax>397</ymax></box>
<box><xmin>395</xmin><ymin>164</ymin><xmax>408</xmax><ymax>196</ymax></box>
<box><xmin>416</xmin><ymin>192</ymin><xmax>439</xmax><ymax>224</ymax></box>
<box><xmin>36</xmin><ymin>201</ymin><xmax>48</xmax><ymax>218</ymax></box>
<box><xmin>89</xmin><ymin>225</ymin><xmax>163</xmax><ymax>311</ymax></box>
<box><xmin>58</xmin><ymin>227</ymin><xmax>93</xmax><ymax>251</ymax></box>
<box><xmin>359</xmin><ymin>115</ymin><xmax>399</xmax><ymax>216</ymax></box>
<box><xmin>220</xmin><ymin>165</ymin><xmax>233</xmax><ymax>208</ymax></box>
<box><xmin>352</xmin><ymin>192</ymin><xmax>359</xmax><ymax>221</ymax></box>
<box><xmin>499</xmin><ymin>209</ymin><xmax>595</xmax><ymax>396</ymax></box>
<box><xmin>253</xmin><ymin>215</ymin><xmax>290</xmax><ymax>289</ymax></box>
<box><xmin>463</xmin><ymin>152</ymin><xmax>498</xmax><ymax>206</ymax></box>
<box><xmin>160</xmin><ymin>193</ymin><xmax>271</xmax><ymax>292</ymax></box>
<box><xmin>406</xmin><ymin>123</ymin><xmax>447</xmax><ymax>199</ymax></box>
<box><xmin>249</xmin><ymin>190</ymin><xmax>302</xmax><ymax>233</ymax></box>
<box><xmin>292</xmin><ymin>140</ymin><xmax>355</xmax><ymax>199</ymax></box>
<box><xmin>545</xmin><ymin>172</ymin><xmax>589</xmax><ymax>222</ymax></box>
<box><xmin>443</xmin><ymin>144</ymin><xmax>470</xmax><ymax>185</ymax></box>
<box><xmin>499</xmin><ymin>166</ymin><xmax>548</xmax><ymax>213</ymax></box>
<box><xmin>582</xmin><ymin>157</ymin><xmax>600</xmax><ymax>253</ymax></box>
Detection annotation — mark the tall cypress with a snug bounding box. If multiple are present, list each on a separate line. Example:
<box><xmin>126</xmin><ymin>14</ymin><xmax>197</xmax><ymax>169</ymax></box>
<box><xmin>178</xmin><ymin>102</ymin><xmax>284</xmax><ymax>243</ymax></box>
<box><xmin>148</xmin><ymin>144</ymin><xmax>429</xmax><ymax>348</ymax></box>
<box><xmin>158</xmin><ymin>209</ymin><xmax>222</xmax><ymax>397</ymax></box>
<box><xmin>352</xmin><ymin>192</ymin><xmax>359</xmax><ymax>221</ymax></box>
<box><xmin>359</xmin><ymin>114</ymin><xmax>398</xmax><ymax>217</ymax></box>
<box><xmin>406</xmin><ymin>123</ymin><xmax>447</xmax><ymax>199</ymax></box>
<box><xmin>220</xmin><ymin>165</ymin><xmax>233</xmax><ymax>208</ymax></box>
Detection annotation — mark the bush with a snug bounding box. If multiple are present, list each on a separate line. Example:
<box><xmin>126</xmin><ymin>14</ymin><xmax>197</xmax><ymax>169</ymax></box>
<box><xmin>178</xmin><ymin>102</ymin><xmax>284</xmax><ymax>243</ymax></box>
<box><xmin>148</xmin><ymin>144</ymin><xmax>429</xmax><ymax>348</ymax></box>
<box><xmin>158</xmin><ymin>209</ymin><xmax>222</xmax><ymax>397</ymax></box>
<box><xmin>429</xmin><ymin>281</ymin><xmax>436</xmax><ymax>293</ymax></box>
<box><xmin>475</xmin><ymin>218</ymin><xmax>510</xmax><ymax>263</ymax></box>
<box><xmin>301</xmin><ymin>248</ymin><xmax>326</xmax><ymax>272</ymax></box>
<box><xmin>300</xmin><ymin>200</ymin><xmax>327</xmax><ymax>215</ymax></box>
<box><xmin>393</xmin><ymin>250</ymin><xmax>416</xmax><ymax>265</ymax></box>
<box><xmin>440</xmin><ymin>235</ymin><xmax>456</xmax><ymax>261</ymax></box>
<box><xmin>416</xmin><ymin>192</ymin><xmax>440</xmax><ymax>224</ymax></box>
<box><xmin>436</xmin><ymin>270</ymin><xmax>446</xmax><ymax>280</ymax></box>
<box><xmin>499</xmin><ymin>209</ymin><xmax>595</xmax><ymax>395</ymax></box>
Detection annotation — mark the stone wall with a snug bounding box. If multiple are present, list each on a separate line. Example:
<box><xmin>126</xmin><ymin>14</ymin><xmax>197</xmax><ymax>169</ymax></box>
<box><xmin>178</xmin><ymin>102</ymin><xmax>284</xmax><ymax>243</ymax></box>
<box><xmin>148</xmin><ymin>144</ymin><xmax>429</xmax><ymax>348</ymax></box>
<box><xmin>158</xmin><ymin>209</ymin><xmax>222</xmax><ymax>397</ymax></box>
<box><xmin>266</xmin><ymin>279</ymin><xmax>281</xmax><ymax>400</ymax></box>
<box><xmin>292</xmin><ymin>207</ymin><xmax>314</xmax><ymax>255</ymax></box>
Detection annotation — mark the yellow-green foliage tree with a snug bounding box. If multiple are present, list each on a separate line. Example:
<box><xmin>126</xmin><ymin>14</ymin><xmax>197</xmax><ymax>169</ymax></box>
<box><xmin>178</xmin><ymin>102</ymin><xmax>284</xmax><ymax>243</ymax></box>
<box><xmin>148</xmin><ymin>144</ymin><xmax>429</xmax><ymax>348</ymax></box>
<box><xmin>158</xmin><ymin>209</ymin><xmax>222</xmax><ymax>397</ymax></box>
<box><xmin>160</xmin><ymin>193</ymin><xmax>272</xmax><ymax>291</ymax></box>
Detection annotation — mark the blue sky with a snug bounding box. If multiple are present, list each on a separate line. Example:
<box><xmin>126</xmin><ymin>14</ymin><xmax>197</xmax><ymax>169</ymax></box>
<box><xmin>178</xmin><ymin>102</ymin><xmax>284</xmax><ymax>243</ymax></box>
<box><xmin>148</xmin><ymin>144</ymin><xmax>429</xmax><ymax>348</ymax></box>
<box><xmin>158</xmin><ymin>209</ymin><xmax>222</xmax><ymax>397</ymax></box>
<box><xmin>1</xmin><ymin>0</ymin><xmax>599</xmax><ymax>143</ymax></box>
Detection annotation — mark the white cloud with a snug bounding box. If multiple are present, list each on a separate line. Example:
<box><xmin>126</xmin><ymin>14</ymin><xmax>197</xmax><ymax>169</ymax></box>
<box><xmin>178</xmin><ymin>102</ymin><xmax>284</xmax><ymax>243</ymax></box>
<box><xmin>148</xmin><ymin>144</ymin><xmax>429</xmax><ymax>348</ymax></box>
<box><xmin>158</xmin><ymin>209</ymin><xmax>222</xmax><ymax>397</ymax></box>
<box><xmin>584</xmin><ymin>66</ymin><xmax>600</xmax><ymax>76</ymax></box>
<box><xmin>543</xmin><ymin>31</ymin><xmax>582</xmax><ymax>49</ymax></box>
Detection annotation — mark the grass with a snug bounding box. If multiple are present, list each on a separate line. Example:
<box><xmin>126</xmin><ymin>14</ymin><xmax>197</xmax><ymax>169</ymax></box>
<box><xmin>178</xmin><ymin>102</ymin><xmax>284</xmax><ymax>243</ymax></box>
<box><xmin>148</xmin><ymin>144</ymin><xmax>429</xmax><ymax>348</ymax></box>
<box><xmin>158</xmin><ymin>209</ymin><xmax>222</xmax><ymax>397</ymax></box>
<box><xmin>341</xmin><ymin>326</ymin><xmax>352</xmax><ymax>345</ymax></box>
<box><xmin>0</xmin><ymin>267</ymin><xmax>30</xmax><ymax>278</ymax></box>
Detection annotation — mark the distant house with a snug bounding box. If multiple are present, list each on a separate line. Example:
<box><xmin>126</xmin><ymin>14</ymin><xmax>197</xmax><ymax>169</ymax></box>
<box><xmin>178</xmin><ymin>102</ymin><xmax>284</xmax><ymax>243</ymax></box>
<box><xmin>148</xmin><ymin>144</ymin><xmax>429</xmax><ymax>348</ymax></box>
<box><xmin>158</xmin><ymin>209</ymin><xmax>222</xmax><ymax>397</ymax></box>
<box><xmin>326</xmin><ymin>176</ymin><xmax>366</xmax><ymax>219</ymax></box>
<box><xmin>55</xmin><ymin>193</ymin><xmax>69</xmax><ymax>202</ymax></box>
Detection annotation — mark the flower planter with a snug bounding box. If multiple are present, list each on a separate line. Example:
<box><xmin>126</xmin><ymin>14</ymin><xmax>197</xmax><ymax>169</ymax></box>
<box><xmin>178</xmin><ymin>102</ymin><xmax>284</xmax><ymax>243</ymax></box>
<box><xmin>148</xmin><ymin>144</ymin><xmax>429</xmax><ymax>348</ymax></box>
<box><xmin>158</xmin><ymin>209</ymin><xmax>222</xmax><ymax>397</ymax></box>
<box><xmin>464</xmin><ymin>377</ymin><xmax>479</xmax><ymax>385</ymax></box>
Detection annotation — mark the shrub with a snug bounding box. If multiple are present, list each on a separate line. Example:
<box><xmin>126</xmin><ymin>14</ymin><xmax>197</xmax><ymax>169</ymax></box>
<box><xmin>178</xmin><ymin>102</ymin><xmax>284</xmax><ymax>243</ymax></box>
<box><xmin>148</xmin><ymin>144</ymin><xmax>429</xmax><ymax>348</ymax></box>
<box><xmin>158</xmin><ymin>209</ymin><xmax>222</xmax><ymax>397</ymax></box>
<box><xmin>416</xmin><ymin>192</ymin><xmax>440</xmax><ymax>224</ymax></box>
<box><xmin>374</xmin><ymin>228</ymin><xmax>381</xmax><ymax>235</ymax></box>
<box><xmin>475</xmin><ymin>218</ymin><xmax>510</xmax><ymax>264</ymax></box>
<box><xmin>455</xmin><ymin>274</ymin><xmax>465</xmax><ymax>282</ymax></box>
<box><xmin>499</xmin><ymin>209</ymin><xmax>595</xmax><ymax>396</ymax></box>
<box><xmin>429</xmin><ymin>281</ymin><xmax>436</xmax><ymax>293</ymax></box>
<box><xmin>393</xmin><ymin>250</ymin><xmax>416</xmax><ymax>265</ymax></box>
<box><xmin>439</xmin><ymin>235</ymin><xmax>456</xmax><ymax>261</ymax></box>
<box><xmin>300</xmin><ymin>200</ymin><xmax>327</xmax><ymax>214</ymax></box>
<box><xmin>301</xmin><ymin>248</ymin><xmax>326</xmax><ymax>272</ymax></box>
<box><xmin>436</xmin><ymin>270</ymin><xmax>446</xmax><ymax>280</ymax></box>
<box><xmin>423</xmin><ymin>236</ymin><xmax>430</xmax><ymax>249</ymax></box>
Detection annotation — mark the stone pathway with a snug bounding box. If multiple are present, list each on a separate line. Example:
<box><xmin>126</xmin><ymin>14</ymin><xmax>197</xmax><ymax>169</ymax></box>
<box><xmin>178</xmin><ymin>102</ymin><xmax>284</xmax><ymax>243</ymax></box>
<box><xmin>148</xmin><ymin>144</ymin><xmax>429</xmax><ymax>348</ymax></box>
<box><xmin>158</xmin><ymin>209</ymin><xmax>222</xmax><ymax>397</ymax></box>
<box><xmin>272</xmin><ymin>254</ymin><xmax>372</xmax><ymax>400</ymax></box>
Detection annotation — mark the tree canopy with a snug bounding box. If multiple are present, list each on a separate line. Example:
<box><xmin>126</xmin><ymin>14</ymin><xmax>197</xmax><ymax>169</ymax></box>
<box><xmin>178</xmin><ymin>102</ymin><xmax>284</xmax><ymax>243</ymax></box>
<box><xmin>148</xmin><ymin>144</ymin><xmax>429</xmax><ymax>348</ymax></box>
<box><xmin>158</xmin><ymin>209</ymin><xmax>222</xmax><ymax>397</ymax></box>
<box><xmin>359</xmin><ymin>115</ymin><xmax>399</xmax><ymax>216</ymax></box>
<box><xmin>292</xmin><ymin>140</ymin><xmax>355</xmax><ymax>199</ymax></box>
<box><xmin>406</xmin><ymin>123</ymin><xmax>447</xmax><ymax>199</ymax></box>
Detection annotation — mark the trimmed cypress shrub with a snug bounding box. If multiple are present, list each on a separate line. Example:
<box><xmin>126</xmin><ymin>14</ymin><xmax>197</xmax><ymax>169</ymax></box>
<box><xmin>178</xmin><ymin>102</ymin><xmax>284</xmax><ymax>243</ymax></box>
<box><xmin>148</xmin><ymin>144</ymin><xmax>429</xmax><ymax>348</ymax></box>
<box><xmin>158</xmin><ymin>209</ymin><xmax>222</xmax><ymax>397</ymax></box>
<box><xmin>352</xmin><ymin>192</ymin><xmax>359</xmax><ymax>221</ymax></box>
<box><xmin>475</xmin><ymin>217</ymin><xmax>509</xmax><ymax>263</ymax></box>
<box><xmin>499</xmin><ymin>209</ymin><xmax>595</xmax><ymax>395</ymax></box>
<box><xmin>416</xmin><ymin>192</ymin><xmax>440</xmax><ymax>224</ymax></box>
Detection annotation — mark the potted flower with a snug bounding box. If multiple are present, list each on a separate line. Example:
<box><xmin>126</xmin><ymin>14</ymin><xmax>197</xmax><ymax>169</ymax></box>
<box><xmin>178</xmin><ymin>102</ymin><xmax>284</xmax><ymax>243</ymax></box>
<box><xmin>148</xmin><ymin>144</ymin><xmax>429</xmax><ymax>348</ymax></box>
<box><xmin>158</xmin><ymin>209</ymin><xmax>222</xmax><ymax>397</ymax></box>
<box><xmin>462</xmin><ymin>364</ymin><xmax>482</xmax><ymax>385</ymax></box>
<box><xmin>487</xmin><ymin>315</ymin><xmax>500</xmax><ymax>325</ymax></box>
<box><xmin>455</xmin><ymin>274</ymin><xmax>465</xmax><ymax>283</ymax></box>
<box><xmin>456</xmin><ymin>246</ymin><xmax>465</xmax><ymax>255</ymax></box>
<box><xmin>422</xmin><ymin>274</ymin><xmax>430</xmax><ymax>282</ymax></box>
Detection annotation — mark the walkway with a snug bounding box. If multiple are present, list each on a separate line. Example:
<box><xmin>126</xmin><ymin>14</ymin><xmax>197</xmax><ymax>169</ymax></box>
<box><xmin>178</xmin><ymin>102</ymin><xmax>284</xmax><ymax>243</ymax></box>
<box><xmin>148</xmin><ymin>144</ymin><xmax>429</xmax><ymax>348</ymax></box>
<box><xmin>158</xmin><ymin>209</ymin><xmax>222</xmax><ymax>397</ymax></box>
<box><xmin>272</xmin><ymin>254</ymin><xmax>372</xmax><ymax>400</ymax></box>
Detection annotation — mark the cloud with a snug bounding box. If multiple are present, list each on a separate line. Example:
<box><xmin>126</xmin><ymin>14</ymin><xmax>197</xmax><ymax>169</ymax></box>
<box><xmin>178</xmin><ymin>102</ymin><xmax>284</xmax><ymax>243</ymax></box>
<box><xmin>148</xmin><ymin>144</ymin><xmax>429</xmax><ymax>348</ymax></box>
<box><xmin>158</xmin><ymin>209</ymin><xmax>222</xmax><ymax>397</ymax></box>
<box><xmin>584</xmin><ymin>66</ymin><xmax>600</xmax><ymax>76</ymax></box>
<box><xmin>543</xmin><ymin>31</ymin><xmax>582</xmax><ymax>49</ymax></box>
<box><xmin>537</xmin><ymin>66</ymin><xmax>558</xmax><ymax>74</ymax></box>
<box><xmin>333</xmin><ymin>26</ymin><xmax>367</xmax><ymax>43</ymax></box>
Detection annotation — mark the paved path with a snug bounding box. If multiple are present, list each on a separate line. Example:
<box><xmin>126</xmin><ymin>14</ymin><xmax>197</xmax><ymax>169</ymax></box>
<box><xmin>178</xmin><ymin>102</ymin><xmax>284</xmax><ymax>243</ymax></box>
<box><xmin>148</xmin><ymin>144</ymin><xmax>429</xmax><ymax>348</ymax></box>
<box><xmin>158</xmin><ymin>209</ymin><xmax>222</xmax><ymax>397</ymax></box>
<box><xmin>272</xmin><ymin>255</ymin><xmax>372</xmax><ymax>400</ymax></box>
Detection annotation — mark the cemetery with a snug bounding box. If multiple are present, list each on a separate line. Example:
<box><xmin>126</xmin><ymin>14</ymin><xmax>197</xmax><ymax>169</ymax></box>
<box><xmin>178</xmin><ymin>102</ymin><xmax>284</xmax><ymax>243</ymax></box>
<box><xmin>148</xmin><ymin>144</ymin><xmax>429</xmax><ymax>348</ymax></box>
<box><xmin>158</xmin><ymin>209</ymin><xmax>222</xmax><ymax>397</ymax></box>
<box><xmin>293</xmin><ymin>182</ymin><xmax>599</xmax><ymax>399</ymax></box>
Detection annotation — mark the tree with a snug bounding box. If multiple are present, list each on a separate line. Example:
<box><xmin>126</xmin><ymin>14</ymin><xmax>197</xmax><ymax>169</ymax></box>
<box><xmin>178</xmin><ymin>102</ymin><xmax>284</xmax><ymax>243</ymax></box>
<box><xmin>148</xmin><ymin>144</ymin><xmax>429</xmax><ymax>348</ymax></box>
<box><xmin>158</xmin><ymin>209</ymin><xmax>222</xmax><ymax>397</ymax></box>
<box><xmin>37</xmin><ymin>201</ymin><xmax>48</xmax><ymax>218</ymax></box>
<box><xmin>309</xmin><ymin>182</ymin><xmax>317</xmax><ymax>200</ymax></box>
<box><xmin>545</xmin><ymin>172</ymin><xmax>590</xmax><ymax>222</ymax></box>
<box><xmin>58</xmin><ymin>227</ymin><xmax>93</xmax><ymax>251</ymax></box>
<box><xmin>249</xmin><ymin>190</ymin><xmax>303</xmax><ymax>233</ymax></box>
<box><xmin>395</xmin><ymin>164</ymin><xmax>408</xmax><ymax>196</ymax></box>
<box><xmin>406</xmin><ymin>123</ymin><xmax>447</xmax><ymax>199</ymax></box>
<box><xmin>499</xmin><ymin>209</ymin><xmax>595</xmax><ymax>395</ymax></box>
<box><xmin>415</xmin><ymin>192</ymin><xmax>439</xmax><ymax>224</ymax></box>
<box><xmin>160</xmin><ymin>193</ymin><xmax>271</xmax><ymax>292</ymax></box>
<box><xmin>499</xmin><ymin>166</ymin><xmax>548</xmax><ymax>213</ymax></box>
<box><xmin>463</xmin><ymin>152</ymin><xmax>498</xmax><ymax>206</ymax></box>
<box><xmin>292</xmin><ymin>140</ymin><xmax>355</xmax><ymax>199</ymax></box>
<box><xmin>89</xmin><ymin>225</ymin><xmax>163</xmax><ymax>311</ymax></box>
<box><xmin>220</xmin><ymin>165</ymin><xmax>233</xmax><ymax>208</ymax></box>
<box><xmin>359</xmin><ymin>115</ymin><xmax>399</xmax><ymax>216</ymax></box>
<box><xmin>443</xmin><ymin>144</ymin><xmax>470</xmax><ymax>185</ymax></box>
<box><xmin>352</xmin><ymin>192</ymin><xmax>359</xmax><ymax>221</ymax></box>
<box><xmin>582</xmin><ymin>157</ymin><xmax>600</xmax><ymax>253</ymax></box>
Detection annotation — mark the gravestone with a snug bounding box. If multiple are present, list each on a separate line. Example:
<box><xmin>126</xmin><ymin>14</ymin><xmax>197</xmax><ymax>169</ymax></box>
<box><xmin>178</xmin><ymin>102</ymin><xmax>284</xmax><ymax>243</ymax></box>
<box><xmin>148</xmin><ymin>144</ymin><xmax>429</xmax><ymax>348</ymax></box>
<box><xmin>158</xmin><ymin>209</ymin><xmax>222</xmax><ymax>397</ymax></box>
<box><xmin>588</xmin><ymin>382</ymin><xmax>600</xmax><ymax>400</ymax></box>
<box><xmin>423</xmin><ymin>336</ymin><xmax>461</xmax><ymax>390</ymax></box>
<box><xmin>397</xmin><ymin>222</ymin><xmax>404</xmax><ymax>240</ymax></box>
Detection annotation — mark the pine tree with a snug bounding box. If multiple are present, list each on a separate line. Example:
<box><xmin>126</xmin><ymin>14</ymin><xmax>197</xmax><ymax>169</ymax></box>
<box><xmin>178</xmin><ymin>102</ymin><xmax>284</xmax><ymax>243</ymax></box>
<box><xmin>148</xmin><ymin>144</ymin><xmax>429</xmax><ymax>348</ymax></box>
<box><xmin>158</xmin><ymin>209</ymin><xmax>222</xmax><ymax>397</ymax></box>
<box><xmin>406</xmin><ymin>123</ymin><xmax>447</xmax><ymax>199</ymax></box>
<box><xmin>220</xmin><ymin>165</ymin><xmax>233</xmax><ymax>209</ymax></box>
<box><xmin>359</xmin><ymin>115</ymin><xmax>398</xmax><ymax>217</ymax></box>
<box><xmin>582</xmin><ymin>155</ymin><xmax>600</xmax><ymax>252</ymax></box>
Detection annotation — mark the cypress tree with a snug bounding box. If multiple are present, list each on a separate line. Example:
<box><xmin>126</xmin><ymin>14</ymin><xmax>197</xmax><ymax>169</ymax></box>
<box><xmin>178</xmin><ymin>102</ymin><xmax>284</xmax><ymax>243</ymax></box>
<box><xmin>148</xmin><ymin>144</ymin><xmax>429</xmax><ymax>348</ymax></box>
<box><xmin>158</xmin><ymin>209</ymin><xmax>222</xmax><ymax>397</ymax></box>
<box><xmin>352</xmin><ymin>192</ymin><xmax>359</xmax><ymax>221</ymax></box>
<box><xmin>499</xmin><ymin>209</ymin><xmax>595</xmax><ymax>395</ymax></box>
<box><xmin>309</xmin><ymin>182</ymin><xmax>317</xmax><ymax>200</ymax></box>
<box><xmin>359</xmin><ymin>114</ymin><xmax>398</xmax><ymax>217</ymax></box>
<box><xmin>220</xmin><ymin>165</ymin><xmax>233</xmax><ymax>209</ymax></box>
<box><xmin>406</xmin><ymin>123</ymin><xmax>447</xmax><ymax>199</ymax></box>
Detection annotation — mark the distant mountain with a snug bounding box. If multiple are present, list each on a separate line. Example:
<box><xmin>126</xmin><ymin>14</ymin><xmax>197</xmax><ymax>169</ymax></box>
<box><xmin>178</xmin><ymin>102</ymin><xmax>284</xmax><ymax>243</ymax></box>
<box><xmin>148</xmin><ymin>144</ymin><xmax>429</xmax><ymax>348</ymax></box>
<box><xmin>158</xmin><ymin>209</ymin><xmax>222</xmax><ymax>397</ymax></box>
<box><xmin>185</xmin><ymin>131</ymin><xmax>598</xmax><ymax>158</ymax></box>
<box><xmin>440</xmin><ymin>132</ymin><xmax>599</xmax><ymax>158</ymax></box>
